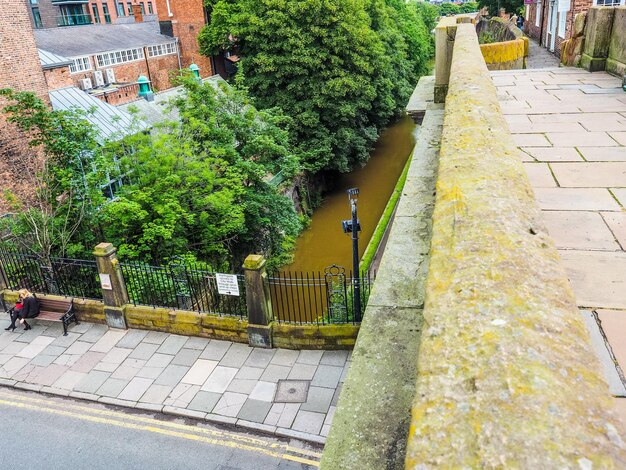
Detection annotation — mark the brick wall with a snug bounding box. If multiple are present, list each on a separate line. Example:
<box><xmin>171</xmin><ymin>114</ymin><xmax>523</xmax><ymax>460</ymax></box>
<box><xmin>0</xmin><ymin>0</ymin><xmax>48</xmax><ymax>98</ymax></box>
<box><xmin>525</xmin><ymin>0</ymin><xmax>593</xmax><ymax>57</ymax></box>
<box><xmin>29</xmin><ymin>0</ymin><xmax>60</xmax><ymax>29</ymax></box>
<box><xmin>0</xmin><ymin>106</ymin><xmax>45</xmax><ymax>214</ymax></box>
<box><xmin>155</xmin><ymin>0</ymin><xmax>213</xmax><ymax>77</ymax></box>
<box><xmin>70</xmin><ymin>52</ymin><xmax>179</xmax><ymax>95</ymax></box>
<box><xmin>95</xmin><ymin>83</ymin><xmax>140</xmax><ymax>105</ymax></box>
<box><xmin>43</xmin><ymin>67</ymin><xmax>74</xmax><ymax>91</ymax></box>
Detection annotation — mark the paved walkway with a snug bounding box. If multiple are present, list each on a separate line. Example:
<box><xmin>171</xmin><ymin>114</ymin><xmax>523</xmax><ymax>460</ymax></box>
<box><xmin>525</xmin><ymin>38</ymin><xmax>560</xmax><ymax>69</ymax></box>
<box><xmin>0</xmin><ymin>321</ymin><xmax>348</xmax><ymax>444</ymax></box>
<box><xmin>494</xmin><ymin>66</ymin><xmax>626</xmax><ymax>427</ymax></box>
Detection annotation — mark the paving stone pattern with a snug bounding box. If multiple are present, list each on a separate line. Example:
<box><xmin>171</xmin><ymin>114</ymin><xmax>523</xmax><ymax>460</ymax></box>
<box><xmin>0</xmin><ymin>322</ymin><xmax>350</xmax><ymax>444</ymax></box>
<box><xmin>494</xmin><ymin>64</ymin><xmax>626</xmax><ymax>431</ymax></box>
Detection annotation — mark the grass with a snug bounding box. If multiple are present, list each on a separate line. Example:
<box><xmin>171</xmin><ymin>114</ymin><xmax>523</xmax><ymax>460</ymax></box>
<box><xmin>360</xmin><ymin>150</ymin><xmax>413</xmax><ymax>273</ymax></box>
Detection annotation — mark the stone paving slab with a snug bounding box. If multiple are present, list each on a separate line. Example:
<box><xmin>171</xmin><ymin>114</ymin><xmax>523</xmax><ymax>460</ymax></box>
<box><xmin>0</xmin><ymin>318</ymin><xmax>348</xmax><ymax>444</ymax></box>
<box><xmin>496</xmin><ymin>65</ymin><xmax>626</xmax><ymax>431</ymax></box>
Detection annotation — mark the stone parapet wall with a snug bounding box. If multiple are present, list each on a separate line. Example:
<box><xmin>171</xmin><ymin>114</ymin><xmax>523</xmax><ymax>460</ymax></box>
<box><xmin>405</xmin><ymin>23</ymin><xmax>626</xmax><ymax>467</ymax></box>
<box><xmin>320</xmin><ymin>79</ymin><xmax>443</xmax><ymax>469</ymax></box>
<box><xmin>480</xmin><ymin>37</ymin><xmax>526</xmax><ymax>70</ymax></box>
<box><xmin>477</xmin><ymin>17</ymin><xmax>527</xmax><ymax>71</ymax></box>
<box><xmin>607</xmin><ymin>7</ymin><xmax>626</xmax><ymax>77</ymax></box>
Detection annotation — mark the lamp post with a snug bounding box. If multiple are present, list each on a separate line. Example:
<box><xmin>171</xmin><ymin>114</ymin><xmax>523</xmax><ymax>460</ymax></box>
<box><xmin>341</xmin><ymin>188</ymin><xmax>362</xmax><ymax>320</ymax></box>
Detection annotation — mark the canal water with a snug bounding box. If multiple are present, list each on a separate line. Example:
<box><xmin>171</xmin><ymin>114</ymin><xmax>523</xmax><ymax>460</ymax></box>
<box><xmin>284</xmin><ymin>115</ymin><xmax>417</xmax><ymax>274</ymax></box>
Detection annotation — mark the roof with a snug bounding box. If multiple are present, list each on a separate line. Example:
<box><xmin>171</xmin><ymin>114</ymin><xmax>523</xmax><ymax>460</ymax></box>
<box><xmin>38</xmin><ymin>49</ymin><xmax>73</xmax><ymax>69</ymax></box>
<box><xmin>49</xmin><ymin>87</ymin><xmax>143</xmax><ymax>142</ymax></box>
<box><xmin>34</xmin><ymin>23</ymin><xmax>176</xmax><ymax>59</ymax></box>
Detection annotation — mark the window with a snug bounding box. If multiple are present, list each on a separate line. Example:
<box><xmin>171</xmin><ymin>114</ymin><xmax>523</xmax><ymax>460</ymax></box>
<box><xmin>127</xmin><ymin>1</ymin><xmax>132</xmax><ymax>14</ymax></box>
<box><xmin>116</xmin><ymin>1</ymin><xmax>125</xmax><ymax>16</ymax></box>
<box><xmin>535</xmin><ymin>0</ymin><xmax>541</xmax><ymax>27</ymax></box>
<box><xmin>147</xmin><ymin>1</ymin><xmax>153</xmax><ymax>13</ymax></box>
<box><xmin>594</xmin><ymin>0</ymin><xmax>623</xmax><ymax>5</ymax></box>
<box><xmin>96</xmin><ymin>48</ymin><xmax>144</xmax><ymax>67</ymax></box>
<box><xmin>31</xmin><ymin>7</ymin><xmax>43</xmax><ymax>28</ymax></box>
<box><xmin>69</xmin><ymin>56</ymin><xmax>92</xmax><ymax>73</ymax></box>
<box><xmin>139</xmin><ymin>2</ymin><xmax>145</xmax><ymax>14</ymax></box>
<box><xmin>29</xmin><ymin>0</ymin><xmax>37</xmax><ymax>4</ymax></box>
<box><xmin>102</xmin><ymin>3</ymin><xmax>111</xmax><ymax>22</ymax></box>
<box><xmin>147</xmin><ymin>43</ymin><xmax>177</xmax><ymax>57</ymax></box>
<box><xmin>92</xmin><ymin>3</ymin><xmax>100</xmax><ymax>23</ymax></box>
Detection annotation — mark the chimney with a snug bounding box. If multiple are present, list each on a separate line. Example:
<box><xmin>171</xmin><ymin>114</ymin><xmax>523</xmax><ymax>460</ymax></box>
<box><xmin>132</xmin><ymin>2</ymin><xmax>143</xmax><ymax>23</ymax></box>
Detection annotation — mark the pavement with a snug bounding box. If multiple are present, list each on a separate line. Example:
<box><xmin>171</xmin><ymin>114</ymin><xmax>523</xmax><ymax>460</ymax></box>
<box><xmin>0</xmin><ymin>320</ymin><xmax>348</xmax><ymax>445</ymax></box>
<box><xmin>524</xmin><ymin>37</ymin><xmax>560</xmax><ymax>69</ymax></box>
<box><xmin>494</xmin><ymin>51</ymin><xmax>626</xmax><ymax>429</ymax></box>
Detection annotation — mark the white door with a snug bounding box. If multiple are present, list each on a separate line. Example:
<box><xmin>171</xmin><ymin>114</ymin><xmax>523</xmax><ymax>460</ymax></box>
<box><xmin>548</xmin><ymin>0</ymin><xmax>557</xmax><ymax>52</ymax></box>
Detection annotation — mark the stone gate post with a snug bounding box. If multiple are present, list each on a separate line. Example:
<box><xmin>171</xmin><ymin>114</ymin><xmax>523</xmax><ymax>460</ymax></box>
<box><xmin>243</xmin><ymin>254</ymin><xmax>273</xmax><ymax>348</ymax></box>
<box><xmin>93</xmin><ymin>243</ymin><xmax>128</xmax><ymax>329</ymax></box>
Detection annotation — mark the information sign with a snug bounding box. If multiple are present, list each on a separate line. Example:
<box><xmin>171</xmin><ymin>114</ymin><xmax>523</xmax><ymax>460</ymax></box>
<box><xmin>216</xmin><ymin>273</ymin><xmax>240</xmax><ymax>296</ymax></box>
<box><xmin>99</xmin><ymin>273</ymin><xmax>112</xmax><ymax>290</ymax></box>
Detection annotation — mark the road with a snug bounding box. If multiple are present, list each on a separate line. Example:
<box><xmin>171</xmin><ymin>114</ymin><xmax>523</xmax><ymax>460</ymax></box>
<box><xmin>0</xmin><ymin>388</ymin><xmax>320</xmax><ymax>470</ymax></box>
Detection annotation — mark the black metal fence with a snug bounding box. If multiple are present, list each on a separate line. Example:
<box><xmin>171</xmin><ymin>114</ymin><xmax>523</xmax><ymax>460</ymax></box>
<box><xmin>0</xmin><ymin>250</ymin><xmax>375</xmax><ymax>324</ymax></box>
<box><xmin>0</xmin><ymin>250</ymin><xmax>102</xmax><ymax>300</ymax></box>
<box><xmin>120</xmin><ymin>260</ymin><xmax>247</xmax><ymax>319</ymax></box>
<box><xmin>268</xmin><ymin>265</ymin><xmax>374</xmax><ymax>325</ymax></box>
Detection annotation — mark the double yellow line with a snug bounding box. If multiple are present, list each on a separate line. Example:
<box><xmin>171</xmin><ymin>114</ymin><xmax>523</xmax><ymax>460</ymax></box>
<box><xmin>0</xmin><ymin>390</ymin><xmax>321</xmax><ymax>467</ymax></box>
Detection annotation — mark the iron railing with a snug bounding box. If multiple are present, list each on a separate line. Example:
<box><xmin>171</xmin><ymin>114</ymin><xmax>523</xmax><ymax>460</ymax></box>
<box><xmin>57</xmin><ymin>13</ymin><xmax>92</xmax><ymax>26</ymax></box>
<box><xmin>268</xmin><ymin>265</ymin><xmax>374</xmax><ymax>325</ymax></box>
<box><xmin>0</xmin><ymin>250</ymin><xmax>101</xmax><ymax>300</ymax></box>
<box><xmin>120</xmin><ymin>260</ymin><xmax>247</xmax><ymax>319</ymax></box>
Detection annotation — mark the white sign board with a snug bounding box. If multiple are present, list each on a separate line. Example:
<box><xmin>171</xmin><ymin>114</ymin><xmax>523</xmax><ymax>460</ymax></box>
<box><xmin>216</xmin><ymin>273</ymin><xmax>240</xmax><ymax>296</ymax></box>
<box><xmin>558</xmin><ymin>0</ymin><xmax>570</xmax><ymax>12</ymax></box>
<box><xmin>99</xmin><ymin>273</ymin><xmax>112</xmax><ymax>290</ymax></box>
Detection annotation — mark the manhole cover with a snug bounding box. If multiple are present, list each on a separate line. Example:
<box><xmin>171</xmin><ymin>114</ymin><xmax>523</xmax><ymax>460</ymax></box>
<box><xmin>274</xmin><ymin>380</ymin><xmax>310</xmax><ymax>403</ymax></box>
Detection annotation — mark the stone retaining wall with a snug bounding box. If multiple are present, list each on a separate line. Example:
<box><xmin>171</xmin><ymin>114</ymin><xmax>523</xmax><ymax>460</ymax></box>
<box><xmin>1</xmin><ymin>290</ymin><xmax>357</xmax><ymax>350</ymax></box>
<box><xmin>405</xmin><ymin>23</ymin><xmax>626</xmax><ymax>467</ymax></box>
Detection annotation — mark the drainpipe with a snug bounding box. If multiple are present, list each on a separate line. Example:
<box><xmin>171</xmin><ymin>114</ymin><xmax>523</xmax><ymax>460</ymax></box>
<box><xmin>143</xmin><ymin>46</ymin><xmax>153</xmax><ymax>85</ymax></box>
<box><xmin>165</xmin><ymin>0</ymin><xmax>173</xmax><ymax>17</ymax></box>
<box><xmin>175</xmin><ymin>37</ymin><xmax>182</xmax><ymax>70</ymax></box>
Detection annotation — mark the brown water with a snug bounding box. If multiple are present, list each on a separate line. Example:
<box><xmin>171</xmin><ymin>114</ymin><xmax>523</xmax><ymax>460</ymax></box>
<box><xmin>284</xmin><ymin>115</ymin><xmax>417</xmax><ymax>274</ymax></box>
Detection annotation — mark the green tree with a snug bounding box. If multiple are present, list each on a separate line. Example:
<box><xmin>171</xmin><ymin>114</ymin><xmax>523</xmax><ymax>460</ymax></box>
<box><xmin>0</xmin><ymin>89</ymin><xmax>106</xmax><ymax>259</ymax></box>
<box><xmin>478</xmin><ymin>0</ymin><xmax>522</xmax><ymax>15</ymax></box>
<box><xmin>101</xmin><ymin>79</ymin><xmax>302</xmax><ymax>269</ymax></box>
<box><xmin>439</xmin><ymin>2</ymin><xmax>461</xmax><ymax>16</ymax></box>
<box><xmin>460</xmin><ymin>2</ymin><xmax>480</xmax><ymax>13</ymax></box>
<box><xmin>199</xmin><ymin>0</ymin><xmax>434</xmax><ymax>174</ymax></box>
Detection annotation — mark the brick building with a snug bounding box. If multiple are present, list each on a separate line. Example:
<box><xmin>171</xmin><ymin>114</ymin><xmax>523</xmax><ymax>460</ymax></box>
<box><xmin>153</xmin><ymin>0</ymin><xmax>213</xmax><ymax>77</ymax></box>
<box><xmin>524</xmin><ymin>0</ymin><xmax>624</xmax><ymax>56</ymax></box>
<box><xmin>27</xmin><ymin>0</ymin><xmax>158</xmax><ymax>30</ymax></box>
<box><xmin>0</xmin><ymin>0</ymin><xmax>50</xmax><ymax>213</ymax></box>
<box><xmin>34</xmin><ymin>21</ymin><xmax>183</xmax><ymax>104</ymax></box>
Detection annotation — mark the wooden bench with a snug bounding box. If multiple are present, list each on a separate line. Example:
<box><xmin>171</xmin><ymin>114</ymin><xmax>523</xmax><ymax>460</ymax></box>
<box><xmin>35</xmin><ymin>297</ymin><xmax>78</xmax><ymax>336</ymax></box>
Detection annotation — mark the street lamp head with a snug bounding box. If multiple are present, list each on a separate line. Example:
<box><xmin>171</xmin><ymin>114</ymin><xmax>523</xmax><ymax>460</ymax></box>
<box><xmin>347</xmin><ymin>188</ymin><xmax>359</xmax><ymax>202</ymax></box>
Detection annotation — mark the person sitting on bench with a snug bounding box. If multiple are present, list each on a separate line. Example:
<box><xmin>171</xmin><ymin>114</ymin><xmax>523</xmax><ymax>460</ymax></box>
<box><xmin>5</xmin><ymin>289</ymin><xmax>39</xmax><ymax>331</ymax></box>
<box><xmin>4</xmin><ymin>294</ymin><xmax>24</xmax><ymax>331</ymax></box>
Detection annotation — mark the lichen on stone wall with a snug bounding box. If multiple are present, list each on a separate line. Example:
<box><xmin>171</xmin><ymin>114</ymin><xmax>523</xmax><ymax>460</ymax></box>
<box><xmin>405</xmin><ymin>23</ymin><xmax>626</xmax><ymax>469</ymax></box>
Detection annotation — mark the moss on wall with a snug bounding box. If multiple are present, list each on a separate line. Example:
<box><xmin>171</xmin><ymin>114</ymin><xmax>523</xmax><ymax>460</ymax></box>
<box><xmin>480</xmin><ymin>37</ymin><xmax>525</xmax><ymax>70</ymax></box>
<box><xmin>405</xmin><ymin>23</ymin><xmax>626</xmax><ymax>468</ymax></box>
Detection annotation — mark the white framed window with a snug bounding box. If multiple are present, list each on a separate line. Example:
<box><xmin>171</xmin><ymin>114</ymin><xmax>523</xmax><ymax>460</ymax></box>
<box><xmin>558</xmin><ymin>11</ymin><xmax>567</xmax><ymax>38</ymax></box>
<box><xmin>147</xmin><ymin>43</ymin><xmax>177</xmax><ymax>57</ymax></box>
<box><xmin>69</xmin><ymin>56</ymin><xmax>92</xmax><ymax>74</ymax></box>
<box><xmin>594</xmin><ymin>0</ymin><xmax>624</xmax><ymax>5</ymax></box>
<box><xmin>535</xmin><ymin>1</ymin><xmax>541</xmax><ymax>27</ymax></box>
<box><xmin>96</xmin><ymin>47</ymin><xmax>144</xmax><ymax>67</ymax></box>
